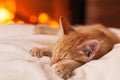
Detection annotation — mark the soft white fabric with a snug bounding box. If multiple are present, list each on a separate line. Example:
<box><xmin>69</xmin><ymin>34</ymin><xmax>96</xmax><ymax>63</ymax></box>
<box><xmin>0</xmin><ymin>24</ymin><xmax>119</xmax><ymax>80</ymax></box>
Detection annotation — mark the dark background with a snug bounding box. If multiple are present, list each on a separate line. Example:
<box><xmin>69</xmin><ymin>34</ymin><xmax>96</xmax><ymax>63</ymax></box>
<box><xmin>70</xmin><ymin>0</ymin><xmax>120</xmax><ymax>28</ymax></box>
<box><xmin>70</xmin><ymin>0</ymin><xmax>86</xmax><ymax>25</ymax></box>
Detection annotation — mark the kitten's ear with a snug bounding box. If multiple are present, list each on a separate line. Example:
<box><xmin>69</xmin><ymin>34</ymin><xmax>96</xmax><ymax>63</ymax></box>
<box><xmin>59</xmin><ymin>16</ymin><xmax>75</xmax><ymax>34</ymax></box>
<box><xmin>78</xmin><ymin>40</ymin><xmax>100</xmax><ymax>59</ymax></box>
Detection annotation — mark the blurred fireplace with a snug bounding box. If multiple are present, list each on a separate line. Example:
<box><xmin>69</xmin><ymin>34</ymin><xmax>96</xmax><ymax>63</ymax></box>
<box><xmin>0</xmin><ymin>0</ymin><xmax>86</xmax><ymax>27</ymax></box>
<box><xmin>15</xmin><ymin>0</ymin><xmax>70</xmax><ymax>26</ymax></box>
<box><xmin>0</xmin><ymin>0</ymin><xmax>70</xmax><ymax>28</ymax></box>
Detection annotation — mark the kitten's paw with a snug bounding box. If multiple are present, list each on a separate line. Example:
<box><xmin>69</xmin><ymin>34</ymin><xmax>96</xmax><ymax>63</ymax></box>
<box><xmin>29</xmin><ymin>47</ymin><xmax>43</xmax><ymax>57</ymax></box>
<box><xmin>53</xmin><ymin>63</ymin><xmax>72</xmax><ymax>79</ymax></box>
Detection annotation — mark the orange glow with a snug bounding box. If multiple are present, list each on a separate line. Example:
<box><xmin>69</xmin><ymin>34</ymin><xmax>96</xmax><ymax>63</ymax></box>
<box><xmin>38</xmin><ymin>12</ymin><xmax>49</xmax><ymax>23</ymax></box>
<box><xmin>7</xmin><ymin>20</ymin><xmax>14</xmax><ymax>24</ymax></box>
<box><xmin>0</xmin><ymin>7</ymin><xmax>14</xmax><ymax>23</ymax></box>
<box><xmin>29</xmin><ymin>15</ymin><xmax>37</xmax><ymax>23</ymax></box>
<box><xmin>0</xmin><ymin>1</ymin><xmax>60</xmax><ymax>28</ymax></box>
<box><xmin>49</xmin><ymin>20</ymin><xmax>59</xmax><ymax>28</ymax></box>
<box><xmin>37</xmin><ymin>12</ymin><xmax>59</xmax><ymax>28</ymax></box>
<box><xmin>0</xmin><ymin>0</ymin><xmax>16</xmax><ymax>13</ymax></box>
<box><xmin>16</xmin><ymin>20</ymin><xmax>24</xmax><ymax>24</ymax></box>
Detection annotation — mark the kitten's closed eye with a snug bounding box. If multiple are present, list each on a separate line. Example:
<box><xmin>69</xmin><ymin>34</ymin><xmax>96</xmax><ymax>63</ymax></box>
<box><xmin>51</xmin><ymin>52</ymin><xmax>68</xmax><ymax>64</ymax></box>
<box><xmin>60</xmin><ymin>52</ymin><xmax>68</xmax><ymax>59</ymax></box>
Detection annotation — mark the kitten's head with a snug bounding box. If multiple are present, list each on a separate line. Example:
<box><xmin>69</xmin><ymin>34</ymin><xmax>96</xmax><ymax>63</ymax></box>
<box><xmin>51</xmin><ymin>17</ymin><xmax>100</xmax><ymax>64</ymax></box>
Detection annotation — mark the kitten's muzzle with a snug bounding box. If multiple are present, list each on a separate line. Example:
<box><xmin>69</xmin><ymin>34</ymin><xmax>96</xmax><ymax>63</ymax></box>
<box><xmin>51</xmin><ymin>59</ymin><xmax>62</xmax><ymax>65</ymax></box>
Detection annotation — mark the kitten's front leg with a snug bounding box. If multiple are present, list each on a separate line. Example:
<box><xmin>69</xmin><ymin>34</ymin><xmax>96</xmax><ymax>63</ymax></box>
<box><xmin>29</xmin><ymin>47</ymin><xmax>51</xmax><ymax>57</ymax></box>
<box><xmin>53</xmin><ymin>60</ymin><xmax>81</xmax><ymax>79</ymax></box>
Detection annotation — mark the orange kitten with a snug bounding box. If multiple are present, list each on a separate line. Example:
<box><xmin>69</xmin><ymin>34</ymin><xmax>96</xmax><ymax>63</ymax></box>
<box><xmin>30</xmin><ymin>17</ymin><xmax>120</xmax><ymax>79</ymax></box>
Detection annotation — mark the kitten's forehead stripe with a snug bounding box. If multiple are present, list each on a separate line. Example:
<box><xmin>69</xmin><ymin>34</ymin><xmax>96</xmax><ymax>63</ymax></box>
<box><xmin>53</xmin><ymin>34</ymin><xmax>84</xmax><ymax>56</ymax></box>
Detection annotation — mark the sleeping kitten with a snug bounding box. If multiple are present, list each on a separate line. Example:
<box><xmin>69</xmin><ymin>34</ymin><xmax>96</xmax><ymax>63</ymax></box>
<box><xmin>30</xmin><ymin>17</ymin><xmax>120</xmax><ymax>79</ymax></box>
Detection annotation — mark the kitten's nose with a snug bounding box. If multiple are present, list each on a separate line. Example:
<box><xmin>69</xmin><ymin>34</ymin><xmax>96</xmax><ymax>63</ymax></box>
<box><xmin>51</xmin><ymin>59</ymin><xmax>60</xmax><ymax>65</ymax></box>
<box><xmin>51</xmin><ymin>60</ymin><xmax>57</xmax><ymax>64</ymax></box>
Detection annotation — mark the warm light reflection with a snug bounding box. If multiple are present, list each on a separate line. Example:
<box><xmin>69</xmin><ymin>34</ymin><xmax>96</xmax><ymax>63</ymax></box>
<box><xmin>50</xmin><ymin>20</ymin><xmax>59</xmax><ymax>28</ymax></box>
<box><xmin>0</xmin><ymin>8</ymin><xmax>14</xmax><ymax>23</ymax></box>
<box><xmin>16</xmin><ymin>20</ymin><xmax>24</xmax><ymax>24</ymax></box>
<box><xmin>38</xmin><ymin>12</ymin><xmax>59</xmax><ymax>28</ymax></box>
<box><xmin>38</xmin><ymin>13</ymin><xmax>49</xmax><ymax>23</ymax></box>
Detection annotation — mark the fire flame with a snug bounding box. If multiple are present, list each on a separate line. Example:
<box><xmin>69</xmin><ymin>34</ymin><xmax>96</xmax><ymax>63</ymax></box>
<box><xmin>0</xmin><ymin>0</ymin><xmax>59</xmax><ymax>28</ymax></box>
<box><xmin>0</xmin><ymin>7</ymin><xmax>14</xmax><ymax>24</ymax></box>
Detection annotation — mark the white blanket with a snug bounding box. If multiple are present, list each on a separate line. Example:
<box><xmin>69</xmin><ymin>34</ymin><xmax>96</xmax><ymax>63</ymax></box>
<box><xmin>0</xmin><ymin>24</ymin><xmax>120</xmax><ymax>80</ymax></box>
